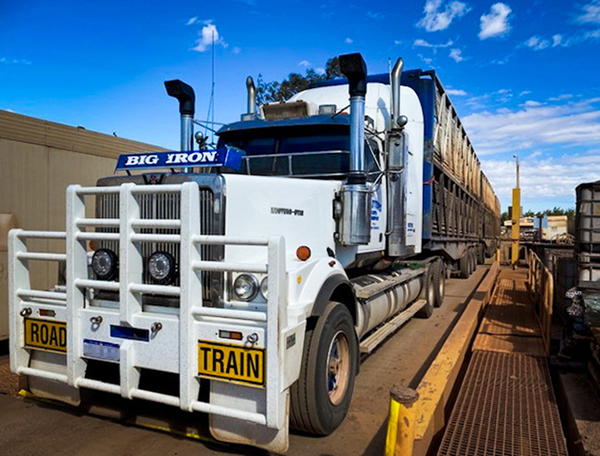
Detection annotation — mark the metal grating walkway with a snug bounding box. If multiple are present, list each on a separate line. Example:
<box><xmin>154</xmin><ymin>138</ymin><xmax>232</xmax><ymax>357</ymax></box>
<box><xmin>438</xmin><ymin>269</ymin><xmax>568</xmax><ymax>456</ymax></box>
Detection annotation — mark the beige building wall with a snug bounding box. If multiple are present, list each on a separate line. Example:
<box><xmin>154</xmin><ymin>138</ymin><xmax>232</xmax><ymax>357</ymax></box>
<box><xmin>0</xmin><ymin>109</ymin><xmax>166</xmax><ymax>340</ymax></box>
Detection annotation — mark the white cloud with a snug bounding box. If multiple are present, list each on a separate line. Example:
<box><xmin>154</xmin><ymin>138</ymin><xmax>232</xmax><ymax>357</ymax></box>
<box><xmin>298</xmin><ymin>60</ymin><xmax>311</xmax><ymax>67</ymax></box>
<box><xmin>584</xmin><ymin>29</ymin><xmax>600</xmax><ymax>38</ymax></box>
<box><xmin>552</xmin><ymin>34</ymin><xmax>564</xmax><ymax>47</ymax></box>
<box><xmin>418</xmin><ymin>54</ymin><xmax>433</xmax><ymax>65</ymax></box>
<box><xmin>394</xmin><ymin>40</ymin><xmax>402</xmax><ymax>45</ymax></box>
<box><xmin>446</xmin><ymin>88</ymin><xmax>468</xmax><ymax>96</ymax></box>
<box><xmin>449</xmin><ymin>48</ymin><xmax>464</xmax><ymax>62</ymax></box>
<box><xmin>519</xmin><ymin>90</ymin><xmax>532</xmax><ymax>96</ymax></box>
<box><xmin>481</xmin><ymin>154</ymin><xmax>599</xmax><ymax>210</ymax></box>
<box><xmin>522</xmin><ymin>100</ymin><xmax>543</xmax><ymax>107</ymax></box>
<box><xmin>186</xmin><ymin>16</ymin><xmax>199</xmax><ymax>25</ymax></box>
<box><xmin>463</xmin><ymin>97</ymin><xmax>600</xmax><ymax>157</ymax></box>
<box><xmin>479</xmin><ymin>3</ymin><xmax>512</xmax><ymax>39</ymax></box>
<box><xmin>521</xmin><ymin>29</ymin><xmax>600</xmax><ymax>50</ymax></box>
<box><xmin>192</xmin><ymin>21</ymin><xmax>227</xmax><ymax>52</ymax></box>
<box><xmin>548</xmin><ymin>94</ymin><xmax>573</xmax><ymax>101</ymax></box>
<box><xmin>525</xmin><ymin>36</ymin><xmax>550</xmax><ymax>50</ymax></box>
<box><xmin>577</xmin><ymin>0</ymin><xmax>600</xmax><ymax>24</ymax></box>
<box><xmin>0</xmin><ymin>57</ymin><xmax>31</xmax><ymax>65</ymax></box>
<box><xmin>345</xmin><ymin>37</ymin><xmax>354</xmax><ymax>44</ymax></box>
<box><xmin>316</xmin><ymin>67</ymin><xmax>326</xmax><ymax>75</ymax></box>
<box><xmin>413</xmin><ymin>38</ymin><xmax>453</xmax><ymax>48</ymax></box>
<box><xmin>367</xmin><ymin>11</ymin><xmax>385</xmax><ymax>19</ymax></box>
<box><xmin>417</xmin><ymin>0</ymin><xmax>471</xmax><ymax>32</ymax></box>
<box><xmin>232</xmin><ymin>46</ymin><xmax>241</xmax><ymax>54</ymax></box>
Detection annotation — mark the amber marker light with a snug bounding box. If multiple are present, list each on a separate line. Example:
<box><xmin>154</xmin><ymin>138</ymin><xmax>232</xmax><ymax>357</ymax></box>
<box><xmin>219</xmin><ymin>330</ymin><xmax>243</xmax><ymax>341</ymax></box>
<box><xmin>296</xmin><ymin>246</ymin><xmax>311</xmax><ymax>261</ymax></box>
<box><xmin>39</xmin><ymin>309</ymin><xmax>56</xmax><ymax>317</ymax></box>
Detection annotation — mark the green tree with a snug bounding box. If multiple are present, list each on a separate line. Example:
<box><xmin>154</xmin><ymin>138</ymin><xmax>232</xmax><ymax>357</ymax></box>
<box><xmin>256</xmin><ymin>57</ymin><xmax>343</xmax><ymax>105</ymax></box>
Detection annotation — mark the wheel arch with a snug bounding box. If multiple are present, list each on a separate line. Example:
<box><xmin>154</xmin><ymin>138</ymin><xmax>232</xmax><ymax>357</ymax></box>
<box><xmin>310</xmin><ymin>274</ymin><xmax>357</xmax><ymax>324</ymax></box>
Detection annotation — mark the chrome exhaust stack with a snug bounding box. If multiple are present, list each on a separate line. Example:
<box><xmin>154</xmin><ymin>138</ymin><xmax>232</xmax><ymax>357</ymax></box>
<box><xmin>390</xmin><ymin>58</ymin><xmax>405</xmax><ymax>129</ymax></box>
<box><xmin>246</xmin><ymin>76</ymin><xmax>256</xmax><ymax>118</ymax></box>
<box><xmin>165</xmin><ymin>79</ymin><xmax>195</xmax><ymax>172</ymax></box>
<box><xmin>386</xmin><ymin>58</ymin><xmax>411</xmax><ymax>257</ymax></box>
<box><xmin>338</xmin><ymin>53</ymin><xmax>371</xmax><ymax>245</ymax></box>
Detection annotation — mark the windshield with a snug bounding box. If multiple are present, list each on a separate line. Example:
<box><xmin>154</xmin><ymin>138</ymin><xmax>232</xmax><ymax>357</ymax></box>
<box><xmin>217</xmin><ymin>128</ymin><xmax>379</xmax><ymax>180</ymax></box>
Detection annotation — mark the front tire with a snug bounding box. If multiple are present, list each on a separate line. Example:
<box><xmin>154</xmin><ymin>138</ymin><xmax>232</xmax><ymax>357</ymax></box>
<box><xmin>290</xmin><ymin>302</ymin><xmax>358</xmax><ymax>435</ymax></box>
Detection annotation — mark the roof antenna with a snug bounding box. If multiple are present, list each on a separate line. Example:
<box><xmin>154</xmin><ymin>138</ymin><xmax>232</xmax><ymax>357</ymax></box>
<box><xmin>205</xmin><ymin>29</ymin><xmax>216</xmax><ymax>146</ymax></box>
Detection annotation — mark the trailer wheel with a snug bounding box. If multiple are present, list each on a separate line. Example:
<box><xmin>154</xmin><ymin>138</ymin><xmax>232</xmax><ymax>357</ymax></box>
<box><xmin>433</xmin><ymin>259</ymin><xmax>445</xmax><ymax>308</ymax></box>
<box><xmin>417</xmin><ymin>264</ymin><xmax>435</xmax><ymax>318</ymax></box>
<box><xmin>459</xmin><ymin>251</ymin><xmax>470</xmax><ymax>278</ymax></box>
<box><xmin>469</xmin><ymin>248</ymin><xmax>477</xmax><ymax>274</ymax></box>
<box><xmin>477</xmin><ymin>244</ymin><xmax>485</xmax><ymax>264</ymax></box>
<box><xmin>290</xmin><ymin>301</ymin><xmax>357</xmax><ymax>435</ymax></box>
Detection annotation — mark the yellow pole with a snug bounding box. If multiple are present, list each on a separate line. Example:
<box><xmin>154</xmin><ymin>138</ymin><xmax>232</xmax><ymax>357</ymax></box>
<box><xmin>384</xmin><ymin>386</ymin><xmax>419</xmax><ymax>456</ymax></box>
<box><xmin>511</xmin><ymin>187</ymin><xmax>520</xmax><ymax>266</ymax></box>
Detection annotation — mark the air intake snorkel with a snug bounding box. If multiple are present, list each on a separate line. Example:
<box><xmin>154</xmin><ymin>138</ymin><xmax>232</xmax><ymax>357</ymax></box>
<box><xmin>164</xmin><ymin>79</ymin><xmax>195</xmax><ymax>173</ymax></box>
<box><xmin>338</xmin><ymin>53</ymin><xmax>372</xmax><ymax>245</ymax></box>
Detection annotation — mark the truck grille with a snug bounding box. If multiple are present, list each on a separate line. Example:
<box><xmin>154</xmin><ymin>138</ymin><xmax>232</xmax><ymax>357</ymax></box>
<box><xmin>96</xmin><ymin>188</ymin><xmax>221</xmax><ymax>305</ymax></box>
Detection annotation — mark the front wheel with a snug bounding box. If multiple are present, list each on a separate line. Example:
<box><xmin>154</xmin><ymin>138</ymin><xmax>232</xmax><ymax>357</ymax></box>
<box><xmin>290</xmin><ymin>302</ymin><xmax>358</xmax><ymax>435</ymax></box>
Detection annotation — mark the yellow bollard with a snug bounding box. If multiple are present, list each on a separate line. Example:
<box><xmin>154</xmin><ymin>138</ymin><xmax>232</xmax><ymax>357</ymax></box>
<box><xmin>384</xmin><ymin>386</ymin><xmax>419</xmax><ymax>456</ymax></box>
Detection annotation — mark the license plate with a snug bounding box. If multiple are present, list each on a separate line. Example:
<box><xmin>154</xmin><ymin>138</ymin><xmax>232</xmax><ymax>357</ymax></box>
<box><xmin>198</xmin><ymin>340</ymin><xmax>265</xmax><ymax>387</ymax></box>
<box><xmin>83</xmin><ymin>339</ymin><xmax>120</xmax><ymax>362</ymax></box>
<box><xmin>24</xmin><ymin>318</ymin><xmax>67</xmax><ymax>353</ymax></box>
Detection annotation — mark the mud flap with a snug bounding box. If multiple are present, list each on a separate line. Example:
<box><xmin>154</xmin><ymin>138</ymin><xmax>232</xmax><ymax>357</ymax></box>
<box><xmin>209</xmin><ymin>382</ymin><xmax>289</xmax><ymax>453</ymax></box>
<box><xmin>28</xmin><ymin>351</ymin><xmax>81</xmax><ymax>406</ymax></box>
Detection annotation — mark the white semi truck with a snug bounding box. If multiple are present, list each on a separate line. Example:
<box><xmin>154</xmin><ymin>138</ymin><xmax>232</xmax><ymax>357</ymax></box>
<box><xmin>9</xmin><ymin>53</ymin><xmax>500</xmax><ymax>452</ymax></box>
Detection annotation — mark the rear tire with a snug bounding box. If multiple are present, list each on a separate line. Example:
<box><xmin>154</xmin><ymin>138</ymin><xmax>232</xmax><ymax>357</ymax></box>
<box><xmin>417</xmin><ymin>264</ymin><xmax>435</xmax><ymax>318</ymax></box>
<box><xmin>460</xmin><ymin>251</ymin><xmax>470</xmax><ymax>278</ymax></box>
<box><xmin>290</xmin><ymin>302</ymin><xmax>358</xmax><ymax>435</ymax></box>
<box><xmin>433</xmin><ymin>259</ymin><xmax>445</xmax><ymax>308</ymax></box>
<box><xmin>469</xmin><ymin>248</ymin><xmax>477</xmax><ymax>274</ymax></box>
<box><xmin>477</xmin><ymin>244</ymin><xmax>485</xmax><ymax>264</ymax></box>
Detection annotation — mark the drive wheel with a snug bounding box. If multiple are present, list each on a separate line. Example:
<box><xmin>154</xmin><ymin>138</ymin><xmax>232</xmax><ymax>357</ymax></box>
<box><xmin>469</xmin><ymin>248</ymin><xmax>477</xmax><ymax>274</ymax></box>
<box><xmin>432</xmin><ymin>259</ymin><xmax>445</xmax><ymax>308</ymax></box>
<box><xmin>477</xmin><ymin>244</ymin><xmax>485</xmax><ymax>264</ymax></box>
<box><xmin>290</xmin><ymin>302</ymin><xmax>358</xmax><ymax>435</ymax></box>
<box><xmin>417</xmin><ymin>264</ymin><xmax>435</xmax><ymax>318</ymax></box>
<box><xmin>460</xmin><ymin>251</ymin><xmax>470</xmax><ymax>278</ymax></box>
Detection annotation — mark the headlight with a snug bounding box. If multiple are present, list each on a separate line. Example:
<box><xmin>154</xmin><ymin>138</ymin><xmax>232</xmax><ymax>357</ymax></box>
<box><xmin>91</xmin><ymin>249</ymin><xmax>118</xmax><ymax>280</ymax></box>
<box><xmin>233</xmin><ymin>274</ymin><xmax>259</xmax><ymax>301</ymax></box>
<box><xmin>260</xmin><ymin>277</ymin><xmax>268</xmax><ymax>300</ymax></box>
<box><xmin>147</xmin><ymin>251</ymin><xmax>177</xmax><ymax>284</ymax></box>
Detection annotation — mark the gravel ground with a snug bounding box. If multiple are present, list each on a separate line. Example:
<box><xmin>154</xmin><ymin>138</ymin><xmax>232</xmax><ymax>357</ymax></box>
<box><xmin>0</xmin><ymin>355</ymin><xmax>19</xmax><ymax>397</ymax></box>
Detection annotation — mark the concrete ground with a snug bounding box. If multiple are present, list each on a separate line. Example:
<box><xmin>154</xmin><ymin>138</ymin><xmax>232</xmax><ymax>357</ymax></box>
<box><xmin>560</xmin><ymin>371</ymin><xmax>600</xmax><ymax>456</ymax></box>
<box><xmin>0</xmin><ymin>265</ymin><xmax>489</xmax><ymax>456</ymax></box>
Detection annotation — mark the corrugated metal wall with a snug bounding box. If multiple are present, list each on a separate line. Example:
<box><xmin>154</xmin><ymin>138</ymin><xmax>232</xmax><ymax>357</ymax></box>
<box><xmin>0</xmin><ymin>110</ymin><xmax>167</xmax><ymax>340</ymax></box>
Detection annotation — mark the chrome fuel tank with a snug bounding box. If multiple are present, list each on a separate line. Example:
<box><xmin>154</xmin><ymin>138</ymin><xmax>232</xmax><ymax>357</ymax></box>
<box><xmin>352</xmin><ymin>269</ymin><xmax>422</xmax><ymax>338</ymax></box>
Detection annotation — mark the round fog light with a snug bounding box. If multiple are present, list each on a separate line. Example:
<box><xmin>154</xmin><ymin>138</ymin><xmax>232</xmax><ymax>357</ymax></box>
<box><xmin>260</xmin><ymin>277</ymin><xmax>268</xmax><ymax>300</ymax></box>
<box><xmin>91</xmin><ymin>249</ymin><xmax>118</xmax><ymax>280</ymax></box>
<box><xmin>148</xmin><ymin>251</ymin><xmax>177</xmax><ymax>284</ymax></box>
<box><xmin>233</xmin><ymin>274</ymin><xmax>259</xmax><ymax>301</ymax></box>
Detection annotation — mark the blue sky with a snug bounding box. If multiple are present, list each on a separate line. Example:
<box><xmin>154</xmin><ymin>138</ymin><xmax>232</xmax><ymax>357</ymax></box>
<box><xmin>1</xmin><ymin>0</ymin><xmax>600</xmax><ymax>213</ymax></box>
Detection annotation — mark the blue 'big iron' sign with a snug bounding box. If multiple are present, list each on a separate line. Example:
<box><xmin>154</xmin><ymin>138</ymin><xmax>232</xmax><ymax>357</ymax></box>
<box><xmin>115</xmin><ymin>147</ymin><xmax>244</xmax><ymax>172</ymax></box>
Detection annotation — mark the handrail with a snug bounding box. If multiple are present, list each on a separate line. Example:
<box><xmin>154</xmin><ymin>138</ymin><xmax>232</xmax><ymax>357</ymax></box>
<box><xmin>527</xmin><ymin>249</ymin><xmax>553</xmax><ymax>356</ymax></box>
